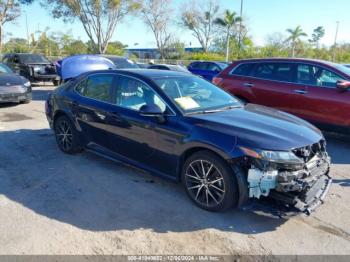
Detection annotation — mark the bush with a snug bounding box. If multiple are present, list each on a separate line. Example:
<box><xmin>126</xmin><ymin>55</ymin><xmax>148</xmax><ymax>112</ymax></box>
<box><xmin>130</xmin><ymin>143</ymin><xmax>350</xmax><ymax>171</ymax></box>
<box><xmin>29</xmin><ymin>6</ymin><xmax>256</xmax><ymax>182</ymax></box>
<box><xmin>185</xmin><ymin>52</ymin><xmax>225</xmax><ymax>61</ymax></box>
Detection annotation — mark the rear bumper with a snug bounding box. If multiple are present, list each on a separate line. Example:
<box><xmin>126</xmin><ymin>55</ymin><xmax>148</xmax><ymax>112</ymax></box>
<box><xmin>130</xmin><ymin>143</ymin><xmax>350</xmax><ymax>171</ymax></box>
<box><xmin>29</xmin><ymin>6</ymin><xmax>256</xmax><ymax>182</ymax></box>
<box><xmin>0</xmin><ymin>92</ymin><xmax>31</xmax><ymax>103</ymax></box>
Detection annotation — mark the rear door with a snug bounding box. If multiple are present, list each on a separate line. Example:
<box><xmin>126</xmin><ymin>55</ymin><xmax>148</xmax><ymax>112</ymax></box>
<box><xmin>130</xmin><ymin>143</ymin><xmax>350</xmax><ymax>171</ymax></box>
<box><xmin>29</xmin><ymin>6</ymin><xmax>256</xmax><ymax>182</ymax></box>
<box><xmin>246</xmin><ymin>62</ymin><xmax>294</xmax><ymax>111</ymax></box>
<box><xmin>72</xmin><ymin>73</ymin><xmax>117</xmax><ymax>148</ymax></box>
<box><xmin>289</xmin><ymin>63</ymin><xmax>350</xmax><ymax>127</ymax></box>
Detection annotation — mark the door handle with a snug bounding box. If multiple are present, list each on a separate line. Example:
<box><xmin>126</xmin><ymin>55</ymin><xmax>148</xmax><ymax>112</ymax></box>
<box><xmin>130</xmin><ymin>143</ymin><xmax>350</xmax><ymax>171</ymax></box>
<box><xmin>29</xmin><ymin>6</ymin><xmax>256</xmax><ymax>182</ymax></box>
<box><xmin>72</xmin><ymin>101</ymin><xmax>79</xmax><ymax>107</ymax></box>
<box><xmin>294</xmin><ymin>89</ymin><xmax>308</xmax><ymax>94</ymax></box>
<box><xmin>243</xmin><ymin>82</ymin><xmax>254</xmax><ymax>87</ymax></box>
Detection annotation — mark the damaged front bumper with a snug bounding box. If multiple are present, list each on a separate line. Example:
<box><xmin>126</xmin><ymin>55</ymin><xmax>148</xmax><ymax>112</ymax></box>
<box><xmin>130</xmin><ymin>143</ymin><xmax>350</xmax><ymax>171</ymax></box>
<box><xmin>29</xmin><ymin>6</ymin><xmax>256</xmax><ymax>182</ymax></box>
<box><xmin>247</xmin><ymin>148</ymin><xmax>331</xmax><ymax>215</ymax></box>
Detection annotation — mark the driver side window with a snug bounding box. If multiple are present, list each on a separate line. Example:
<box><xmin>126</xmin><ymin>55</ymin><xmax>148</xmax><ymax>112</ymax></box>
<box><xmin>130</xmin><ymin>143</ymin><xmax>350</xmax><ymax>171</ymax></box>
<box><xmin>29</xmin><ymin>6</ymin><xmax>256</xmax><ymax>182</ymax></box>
<box><xmin>298</xmin><ymin>64</ymin><xmax>346</xmax><ymax>88</ymax></box>
<box><xmin>114</xmin><ymin>76</ymin><xmax>166</xmax><ymax>112</ymax></box>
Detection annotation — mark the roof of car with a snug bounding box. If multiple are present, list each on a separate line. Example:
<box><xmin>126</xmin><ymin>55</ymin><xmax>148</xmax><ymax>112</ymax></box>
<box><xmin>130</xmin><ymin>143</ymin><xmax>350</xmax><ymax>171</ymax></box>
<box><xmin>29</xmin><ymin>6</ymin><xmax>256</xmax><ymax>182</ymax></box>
<box><xmin>233</xmin><ymin>57</ymin><xmax>336</xmax><ymax>66</ymax></box>
<box><xmin>82</xmin><ymin>69</ymin><xmax>191</xmax><ymax>79</ymax></box>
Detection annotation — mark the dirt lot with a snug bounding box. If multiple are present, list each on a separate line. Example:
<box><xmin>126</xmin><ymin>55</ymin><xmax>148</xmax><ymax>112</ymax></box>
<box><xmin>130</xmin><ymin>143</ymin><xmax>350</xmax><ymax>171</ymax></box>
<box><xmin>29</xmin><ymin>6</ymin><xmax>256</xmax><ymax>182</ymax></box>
<box><xmin>0</xmin><ymin>85</ymin><xmax>349</xmax><ymax>255</ymax></box>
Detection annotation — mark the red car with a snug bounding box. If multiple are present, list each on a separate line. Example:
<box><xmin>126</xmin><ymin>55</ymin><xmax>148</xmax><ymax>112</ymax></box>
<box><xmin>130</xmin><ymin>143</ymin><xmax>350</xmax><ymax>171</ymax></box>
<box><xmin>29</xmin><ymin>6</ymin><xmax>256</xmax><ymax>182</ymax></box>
<box><xmin>213</xmin><ymin>58</ymin><xmax>350</xmax><ymax>132</ymax></box>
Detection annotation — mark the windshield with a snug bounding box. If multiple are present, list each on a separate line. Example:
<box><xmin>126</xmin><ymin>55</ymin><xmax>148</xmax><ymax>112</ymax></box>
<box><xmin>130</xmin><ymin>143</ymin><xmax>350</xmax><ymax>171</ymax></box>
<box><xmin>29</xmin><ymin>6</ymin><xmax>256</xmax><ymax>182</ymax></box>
<box><xmin>19</xmin><ymin>54</ymin><xmax>50</xmax><ymax>64</ymax></box>
<box><xmin>153</xmin><ymin>76</ymin><xmax>241</xmax><ymax>114</ymax></box>
<box><xmin>334</xmin><ymin>64</ymin><xmax>350</xmax><ymax>76</ymax></box>
<box><xmin>0</xmin><ymin>63</ymin><xmax>13</xmax><ymax>74</ymax></box>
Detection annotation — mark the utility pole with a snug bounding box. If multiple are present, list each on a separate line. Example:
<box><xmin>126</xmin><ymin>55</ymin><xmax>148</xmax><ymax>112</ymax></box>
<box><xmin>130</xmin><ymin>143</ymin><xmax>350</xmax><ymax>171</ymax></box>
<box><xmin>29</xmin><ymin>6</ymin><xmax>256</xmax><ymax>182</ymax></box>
<box><xmin>237</xmin><ymin>0</ymin><xmax>244</xmax><ymax>59</ymax></box>
<box><xmin>332</xmin><ymin>21</ymin><xmax>339</xmax><ymax>62</ymax></box>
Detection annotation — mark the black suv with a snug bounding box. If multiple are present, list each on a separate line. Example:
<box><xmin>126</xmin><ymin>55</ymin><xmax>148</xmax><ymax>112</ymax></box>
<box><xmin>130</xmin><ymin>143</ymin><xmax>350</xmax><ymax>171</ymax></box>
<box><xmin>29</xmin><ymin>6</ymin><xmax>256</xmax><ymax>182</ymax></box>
<box><xmin>3</xmin><ymin>53</ymin><xmax>59</xmax><ymax>85</ymax></box>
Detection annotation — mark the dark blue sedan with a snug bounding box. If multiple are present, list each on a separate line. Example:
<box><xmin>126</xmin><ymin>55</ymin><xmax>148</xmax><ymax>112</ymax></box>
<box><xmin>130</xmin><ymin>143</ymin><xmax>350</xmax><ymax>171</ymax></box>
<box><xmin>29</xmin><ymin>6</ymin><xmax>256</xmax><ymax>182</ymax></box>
<box><xmin>46</xmin><ymin>69</ymin><xmax>331</xmax><ymax>213</ymax></box>
<box><xmin>188</xmin><ymin>61</ymin><xmax>229</xmax><ymax>81</ymax></box>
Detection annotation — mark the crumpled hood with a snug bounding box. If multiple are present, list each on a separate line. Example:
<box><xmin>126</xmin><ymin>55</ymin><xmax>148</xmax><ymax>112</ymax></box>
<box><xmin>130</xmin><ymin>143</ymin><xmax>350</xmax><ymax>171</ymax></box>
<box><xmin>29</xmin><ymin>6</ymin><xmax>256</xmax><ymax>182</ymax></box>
<box><xmin>0</xmin><ymin>74</ymin><xmax>26</xmax><ymax>86</ymax></box>
<box><xmin>190</xmin><ymin>104</ymin><xmax>323</xmax><ymax>151</ymax></box>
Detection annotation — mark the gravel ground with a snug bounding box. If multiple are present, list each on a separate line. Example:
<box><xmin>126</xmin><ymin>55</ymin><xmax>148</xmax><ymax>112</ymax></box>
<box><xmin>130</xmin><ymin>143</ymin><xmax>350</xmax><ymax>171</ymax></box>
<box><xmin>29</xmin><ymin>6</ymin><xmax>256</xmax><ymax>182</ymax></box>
<box><xmin>0</xmin><ymin>85</ymin><xmax>349</xmax><ymax>255</ymax></box>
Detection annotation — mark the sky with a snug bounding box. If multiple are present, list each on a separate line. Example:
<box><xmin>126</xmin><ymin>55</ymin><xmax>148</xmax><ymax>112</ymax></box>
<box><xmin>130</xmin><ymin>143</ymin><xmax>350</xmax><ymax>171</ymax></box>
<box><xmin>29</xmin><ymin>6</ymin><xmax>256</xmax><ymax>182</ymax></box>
<box><xmin>4</xmin><ymin>0</ymin><xmax>350</xmax><ymax>48</ymax></box>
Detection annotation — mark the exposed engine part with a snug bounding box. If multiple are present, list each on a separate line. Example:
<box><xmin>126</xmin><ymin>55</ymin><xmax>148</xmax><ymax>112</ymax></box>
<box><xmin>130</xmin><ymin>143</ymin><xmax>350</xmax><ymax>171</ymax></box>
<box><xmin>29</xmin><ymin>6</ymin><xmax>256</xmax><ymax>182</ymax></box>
<box><xmin>247</xmin><ymin>168</ymin><xmax>278</xmax><ymax>198</ymax></box>
<box><xmin>246</xmin><ymin>140</ymin><xmax>331</xmax><ymax>214</ymax></box>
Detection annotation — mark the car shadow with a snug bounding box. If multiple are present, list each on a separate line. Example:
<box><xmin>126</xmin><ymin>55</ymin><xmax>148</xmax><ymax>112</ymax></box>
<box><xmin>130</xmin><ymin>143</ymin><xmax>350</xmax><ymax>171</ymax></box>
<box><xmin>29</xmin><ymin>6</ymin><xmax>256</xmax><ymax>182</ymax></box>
<box><xmin>324</xmin><ymin>132</ymin><xmax>350</xmax><ymax>164</ymax></box>
<box><xmin>333</xmin><ymin>179</ymin><xmax>350</xmax><ymax>187</ymax></box>
<box><xmin>0</xmin><ymin>102</ymin><xmax>20</xmax><ymax>108</ymax></box>
<box><xmin>0</xmin><ymin>128</ymin><xmax>288</xmax><ymax>234</ymax></box>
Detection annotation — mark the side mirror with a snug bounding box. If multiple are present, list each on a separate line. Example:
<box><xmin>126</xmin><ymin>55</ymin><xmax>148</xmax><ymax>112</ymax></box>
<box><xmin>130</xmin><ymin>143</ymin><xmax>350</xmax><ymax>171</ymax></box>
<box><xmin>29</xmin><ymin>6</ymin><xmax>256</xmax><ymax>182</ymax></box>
<box><xmin>336</xmin><ymin>80</ymin><xmax>350</xmax><ymax>91</ymax></box>
<box><xmin>139</xmin><ymin>104</ymin><xmax>166</xmax><ymax>123</ymax></box>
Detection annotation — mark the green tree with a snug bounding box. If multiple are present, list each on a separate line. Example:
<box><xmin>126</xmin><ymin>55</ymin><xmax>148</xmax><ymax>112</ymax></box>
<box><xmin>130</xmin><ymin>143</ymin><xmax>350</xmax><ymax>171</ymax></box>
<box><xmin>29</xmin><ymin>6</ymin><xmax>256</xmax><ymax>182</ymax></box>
<box><xmin>286</xmin><ymin>25</ymin><xmax>307</xmax><ymax>57</ymax></box>
<box><xmin>215</xmin><ymin>10</ymin><xmax>241</xmax><ymax>62</ymax></box>
<box><xmin>63</xmin><ymin>40</ymin><xmax>88</xmax><ymax>55</ymax></box>
<box><xmin>105</xmin><ymin>41</ymin><xmax>126</xmax><ymax>55</ymax></box>
<box><xmin>181</xmin><ymin>0</ymin><xmax>219</xmax><ymax>53</ymax></box>
<box><xmin>43</xmin><ymin>0</ymin><xmax>141</xmax><ymax>54</ymax></box>
<box><xmin>141</xmin><ymin>0</ymin><xmax>173</xmax><ymax>59</ymax></box>
<box><xmin>309</xmin><ymin>26</ymin><xmax>325</xmax><ymax>48</ymax></box>
<box><xmin>0</xmin><ymin>0</ymin><xmax>34</xmax><ymax>50</ymax></box>
<box><xmin>3</xmin><ymin>37</ymin><xmax>30</xmax><ymax>53</ymax></box>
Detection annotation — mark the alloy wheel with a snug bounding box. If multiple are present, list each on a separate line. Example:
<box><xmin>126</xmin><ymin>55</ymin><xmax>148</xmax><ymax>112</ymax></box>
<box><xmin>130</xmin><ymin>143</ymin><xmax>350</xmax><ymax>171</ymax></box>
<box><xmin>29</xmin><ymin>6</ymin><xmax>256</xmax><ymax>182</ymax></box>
<box><xmin>185</xmin><ymin>160</ymin><xmax>225</xmax><ymax>208</ymax></box>
<box><xmin>56</xmin><ymin>119</ymin><xmax>73</xmax><ymax>152</ymax></box>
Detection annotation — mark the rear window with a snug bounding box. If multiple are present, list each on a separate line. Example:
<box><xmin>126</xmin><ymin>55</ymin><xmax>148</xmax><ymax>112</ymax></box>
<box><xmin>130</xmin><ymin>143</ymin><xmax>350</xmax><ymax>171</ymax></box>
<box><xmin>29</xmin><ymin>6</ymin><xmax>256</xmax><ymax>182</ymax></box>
<box><xmin>189</xmin><ymin>62</ymin><xmax>206</xmax><ymax>70</ymax></box>
<box><xmin>231</xmin><ymin>63</ymin><xmax>255</xmax><ymax>76</ymax></box>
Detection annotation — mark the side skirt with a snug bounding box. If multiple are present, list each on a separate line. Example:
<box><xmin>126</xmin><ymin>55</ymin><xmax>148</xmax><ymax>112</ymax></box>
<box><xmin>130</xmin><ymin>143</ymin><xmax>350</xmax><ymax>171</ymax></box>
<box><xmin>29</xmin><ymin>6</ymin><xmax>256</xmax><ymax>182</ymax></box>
<box><xmin>85</xmin><ymin>143</ymin><xmax>178</xmax><ymax>182</ymax></box>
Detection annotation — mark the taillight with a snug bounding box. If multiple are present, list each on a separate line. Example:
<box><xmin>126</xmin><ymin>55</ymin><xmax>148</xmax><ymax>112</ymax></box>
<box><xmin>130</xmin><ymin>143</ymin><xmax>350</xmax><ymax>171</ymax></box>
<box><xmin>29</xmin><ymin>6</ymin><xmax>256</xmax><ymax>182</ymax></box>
<box><xmin>212</xmin><ymin>77</ymin><xmax>223</xmax><ymax>86</ymax></box>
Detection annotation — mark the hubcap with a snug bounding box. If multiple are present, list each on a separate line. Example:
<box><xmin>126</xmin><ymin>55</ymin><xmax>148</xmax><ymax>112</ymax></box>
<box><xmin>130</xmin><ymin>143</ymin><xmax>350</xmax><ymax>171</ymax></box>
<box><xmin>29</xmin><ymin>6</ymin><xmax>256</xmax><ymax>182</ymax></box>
<box><xmin>56</xmin><ymin>120</ymin><xmax>73</xmax><ymax>151</ymax></box>
<box><xmin>185</xmin><ymin>160</ymin><xmax>225</xmax><ymax>207</ymax></box>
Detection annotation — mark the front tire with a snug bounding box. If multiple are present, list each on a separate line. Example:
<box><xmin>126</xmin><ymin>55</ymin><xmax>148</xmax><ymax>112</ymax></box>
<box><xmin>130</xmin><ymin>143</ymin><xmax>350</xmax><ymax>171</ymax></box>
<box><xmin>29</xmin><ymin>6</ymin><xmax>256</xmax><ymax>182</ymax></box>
<box><xmin>182</xmin><ymin>151</ymin><xmax>239</xmax><ymax>212</ymax></box>
<box><xmin>54</xmin><ymin>115</ymin><xmax>82</xmax><ymax>154</ymax></box>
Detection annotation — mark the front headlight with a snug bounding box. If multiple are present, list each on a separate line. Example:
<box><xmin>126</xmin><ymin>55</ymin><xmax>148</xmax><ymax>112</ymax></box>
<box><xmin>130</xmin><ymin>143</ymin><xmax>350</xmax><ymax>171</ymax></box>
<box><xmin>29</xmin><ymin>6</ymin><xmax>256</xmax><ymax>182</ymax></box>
<box><xmin>24</xmin><ymin>81</ymin><xmax>31</xmax><ymax>87</ymax></box>
<box><xmin>240</xmin><ymin>147</ymin><xmax>304</xmax><ymax>164</ymax></box>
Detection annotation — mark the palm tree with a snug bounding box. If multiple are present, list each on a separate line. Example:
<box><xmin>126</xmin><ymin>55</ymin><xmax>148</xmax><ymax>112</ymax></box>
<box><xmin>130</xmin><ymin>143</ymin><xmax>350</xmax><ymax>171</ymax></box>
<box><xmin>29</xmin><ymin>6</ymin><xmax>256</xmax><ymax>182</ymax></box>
<box><xmin>286</xmin><ymin>26</ymin><xmax>307</xmax><ymax>57</ymax></box>
<box><xmin>215</xmin><ymin>10</ymin><xmax>242</xmax><ymax>62</ymax></box>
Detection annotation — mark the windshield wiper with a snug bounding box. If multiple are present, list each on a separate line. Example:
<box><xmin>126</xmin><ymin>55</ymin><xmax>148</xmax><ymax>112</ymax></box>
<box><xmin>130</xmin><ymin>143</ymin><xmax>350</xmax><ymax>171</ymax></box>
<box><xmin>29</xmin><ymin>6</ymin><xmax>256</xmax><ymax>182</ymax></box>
<box><xmin>186</xmin><ymin>105</ymin><xmax>242</xmax><ymax>115</ymax></box>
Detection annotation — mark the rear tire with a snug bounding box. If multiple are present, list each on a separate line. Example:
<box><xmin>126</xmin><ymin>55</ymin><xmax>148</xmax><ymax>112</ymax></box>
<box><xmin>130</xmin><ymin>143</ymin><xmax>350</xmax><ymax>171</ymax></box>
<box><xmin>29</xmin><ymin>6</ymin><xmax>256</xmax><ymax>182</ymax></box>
<box><xmin>54</xmin><ymin>115</ymin><xmax>82</xmax><ymax>154</ymax></box>
<box><xmin>182</xmin><ymin>150</ymin><xmax>239</xmax><ymax>212</ymax></box>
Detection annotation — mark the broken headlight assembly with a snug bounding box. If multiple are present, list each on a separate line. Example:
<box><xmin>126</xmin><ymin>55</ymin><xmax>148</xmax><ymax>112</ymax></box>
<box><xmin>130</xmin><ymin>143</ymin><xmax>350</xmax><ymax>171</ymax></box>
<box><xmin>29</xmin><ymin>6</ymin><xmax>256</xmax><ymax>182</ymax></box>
<box><xmin>239</xmin><ymin>145</ymin><xmax>332</xmax><ymax>214</ymax></box>
<box><xmin>240</xmin><ymin>147</ymin><xmax>304</xmax><ymax>169</ymax></box>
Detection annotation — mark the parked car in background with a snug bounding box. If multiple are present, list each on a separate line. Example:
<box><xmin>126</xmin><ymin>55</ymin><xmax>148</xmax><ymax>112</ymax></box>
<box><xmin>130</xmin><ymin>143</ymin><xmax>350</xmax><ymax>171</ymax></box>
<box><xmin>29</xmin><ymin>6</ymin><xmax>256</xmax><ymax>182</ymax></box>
<box><xmin>213</xmin><ymin>58</ymin><xmax>350</xmax><ymax>133</ymax></box>
<box><xmin>100</xmin><ymin>55</ymin><xmax>139</xmax><ymax>69</ymax></box>
<box><xmin>148</xmin><ymin>64</ymin><xmax>191</xmax><ymax>73</ymax></box>
<box><xmin>136</xmin><ymin>63</ymin><xmax>150</xmax><ymax>69</ymax></box>
<box><xmin>2</xmin><ymin>53</ymin><xmax>59</xmax><ymax>85</ymax></box>
<box><xmin>188</xmin><ymin>61</ymin><xmax>229</xmax><ymax>81</ymax></box>
<box><xmin>0</xmin><ymin>62</ymin><xmax>31</xmax><ymax>104</ymax></box>
<box><xmin>58</xmin><ymin>54</ymin><xmax>116</xmax><ymax>82</ymax></box>
<box><xmin>46</xmin><ymin>69</ymin><xmax>331</xmax><ymax>214</ymax></box>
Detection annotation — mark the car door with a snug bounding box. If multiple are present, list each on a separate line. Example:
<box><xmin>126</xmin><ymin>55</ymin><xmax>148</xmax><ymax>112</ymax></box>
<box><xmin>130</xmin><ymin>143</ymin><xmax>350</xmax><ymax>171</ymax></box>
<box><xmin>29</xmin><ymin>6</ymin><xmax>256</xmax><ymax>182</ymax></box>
<box><xmin>71</xmin><ymin>73</ymin><xmax>117</xmax><ymax>148</ymax></box>
<box><xmin>246</xmin><ymin>62</ymin><xmax>294</xmax><ymax>111</ymax></box>
<box><xmin>289</xmin><ymin>63</ymin><xmax>350</xmax><ymax>127</ymax></box>
<box><xmin>104</xmin><ymin>74</ymin><xmax>182</xmax><ymax>177</ymax></box>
